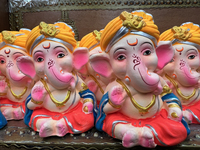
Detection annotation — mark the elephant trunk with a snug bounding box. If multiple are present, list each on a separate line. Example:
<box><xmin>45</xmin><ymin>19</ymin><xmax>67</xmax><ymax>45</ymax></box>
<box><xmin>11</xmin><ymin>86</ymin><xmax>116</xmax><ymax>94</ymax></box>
<box><xmin>128</xmin><ymin>62</ymin><xmax>161</xmax><ymax>93</ymax></box>
<box><xmin>8</xmin><ymin>65</ymin><xmax>26</xmax><ymax>82</ymax></box>
<box><xmin>47</xmin><ymin>67</ymin><xmax>75</xmax><ymax>90</ymax></box>
<box><xmin>177</xmin><ymin>66</ymin><xmax>200</xmax><ymax>86</ymax></box>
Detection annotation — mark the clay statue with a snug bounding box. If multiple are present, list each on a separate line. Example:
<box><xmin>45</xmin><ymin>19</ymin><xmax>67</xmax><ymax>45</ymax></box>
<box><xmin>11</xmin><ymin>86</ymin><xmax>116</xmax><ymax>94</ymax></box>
<box><xmin>78</xmin><ymin>30</ymin><xmax>115</xmax><ymax>110</ymax></box>
<box><xmin>0</xmin><ymin>29</ymin><xmax>34</xmax><ymax>121</ymax></box>
<box><xmin>90</xmin><ymin>10</ymin><xmax>190</xmax><ymax>148</ymax></box>
<box><xmin>17</xmin><ymin>22</ymin><xmax>95</xmax><ymax>137</ymax></box>
<box><xmin>160</xmin><ymin>22</ymin><xmax>200</xmax><ymax>124</ymax></box>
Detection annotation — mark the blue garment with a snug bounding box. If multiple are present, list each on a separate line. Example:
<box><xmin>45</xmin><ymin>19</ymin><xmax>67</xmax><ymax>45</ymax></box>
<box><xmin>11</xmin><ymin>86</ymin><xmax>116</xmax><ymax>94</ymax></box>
<box><xmin>24</xmin><ymin>94</ymin><xmax>33</xmax><ymax>126</ymax></box>
<box><xmin>161</xmin><ymin>92</ymin><xmax>190</xmax><ymax>135</ymax></box>
<box><xmin>0</xmin><ymin>110</ymin><xmax>7</xmax><ymax>129</ymax></box>
<box><xmin>79</xmin><ymin>89</ymin><xmax>97</xmax><ymax>121</ymax></box>
<box><xmin>162</xmin><ymin>93</ymin><xmax>182</xmax><ymax>108</ymax></box>
<box><xmin>95</xmin><ymin>92</ymin><xmax>109</xmax><ymax>131</ymax></box>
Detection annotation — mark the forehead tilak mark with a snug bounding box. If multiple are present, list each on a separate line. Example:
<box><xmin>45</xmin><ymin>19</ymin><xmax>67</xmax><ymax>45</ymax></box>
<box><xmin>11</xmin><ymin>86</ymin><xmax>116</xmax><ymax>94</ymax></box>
<box><xmin>42</xmin><ymin>42</ymin><xmax>51</xmax><ymax>49</ymax></box>
<box><xmin>4</xmin><ymin>49</ymin><xmax>10</xmax><ymax>54</ymax></box>
<box><xmin>127</xmin><ymin>38</ymin><xmax>138</xmax><ymax>46</ymax></box>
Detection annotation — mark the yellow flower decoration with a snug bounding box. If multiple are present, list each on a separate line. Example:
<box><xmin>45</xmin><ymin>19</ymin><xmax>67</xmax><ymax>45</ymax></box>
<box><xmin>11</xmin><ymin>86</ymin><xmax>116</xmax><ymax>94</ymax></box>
<box><xmin>93</xmin><ymin>30</ymin><xmax>101</xmax><ymax>41</ymax></box>
<box><xmin>171</xmin><ymin>26</ymin><xmax>192</xmax><ymax>41</ymax></box>
<box><xmin>120</xmin><ymin>11</ymin><xmax>146</xmax><ymax>30</ymax></box>
<box><xmin>2</xmin><ymin>31</ymin><xmax>16</xmax><ymax>44</ymax></box>
<box><xmin>39</xmin><ymin>21</ymin><xmax>60</xmax><ymax>37</ymax></box>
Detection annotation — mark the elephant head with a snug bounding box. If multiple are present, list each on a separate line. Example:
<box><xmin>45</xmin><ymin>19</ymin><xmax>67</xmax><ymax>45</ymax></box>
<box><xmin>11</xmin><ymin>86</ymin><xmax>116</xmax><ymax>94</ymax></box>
<box><xmin>0</xmin><ymin>30</ymin><xmax>32</xmax><ymax>87</ymax></box>
<box><xmin>90</xmin><ymin>11</ymin><xmax>174</xmax><ymax>94</ymax></box>
<box><xmin>17</xmin><ymin>22</ymin><xmax>89</xmax><ymax>90</ymax></box>
<box><xmin>161</xmin><ymin>22</ymin><xmax>200</xmax><ymax>87</ymax></box>
<box><xmin>163</xmin><ymin>44</ymin><xmax>200</xmax><ymax>87</ymax></box>
<box><xmin>78</xmin><ymin>30</ymin><xmax>115</xmax><ymax>86</ymax></box>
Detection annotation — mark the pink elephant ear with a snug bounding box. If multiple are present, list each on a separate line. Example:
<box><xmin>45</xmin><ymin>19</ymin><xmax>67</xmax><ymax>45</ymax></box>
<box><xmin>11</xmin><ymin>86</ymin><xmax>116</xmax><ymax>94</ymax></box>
<box><xmin>16</xmin><ymin>56</ymin><xmax>37</xmax><ymax>79</ymax></box>
<box><xmin>156</xmin><ymin>41</ymin><xmax>175</xmax><ymax>70</ymax></box>
<box><xmin>89</xmin><ymin>53</ymin><xmax>113</xmax><ymax>78</ymax></box>
<box><xmin>73</xmin><ymin>47</ymin><xmax>89</xmax><ymax>71</ymax></box>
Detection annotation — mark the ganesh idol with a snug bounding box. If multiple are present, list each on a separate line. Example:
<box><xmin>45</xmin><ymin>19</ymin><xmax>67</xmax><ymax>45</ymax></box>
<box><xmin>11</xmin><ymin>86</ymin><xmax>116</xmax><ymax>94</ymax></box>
<box><xmin>78</xmin><ymin>30</ymin><xmax>115</xmax><ymax>110</ymax></box>
<box><xmin>160</xmin><ymin>22</ymin><xmax>200</xmax><ymax>124</ymax></box>
<box><xmin>16</xmin><ymin>22</ymin><xmax>95</xmax><ymax>137</ymax></box>
<box><xmin>0</xmin><ymin>29</ymin><xmax>35</xmax><ymax>121</ymax></box>
<box><xmin>90</xmin><ymin>10</ymin><xmax>190</xmax><ymax>148</ymax></box>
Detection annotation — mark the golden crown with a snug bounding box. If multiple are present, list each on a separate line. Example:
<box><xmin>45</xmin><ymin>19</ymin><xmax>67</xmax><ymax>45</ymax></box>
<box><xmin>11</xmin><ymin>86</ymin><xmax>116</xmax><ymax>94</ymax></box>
<box><xmin>2</xmin><ymin>31</ymin><xmax>16</xmax><ymax>44</ymax></box>
<box><xmin>172</xmin><ymin>26</ymin><xmax>192</xmax><ymax>41</ymax></box>
<box><xmin>39</xmin><ymin>22</ymin><xmax>60</xmax><ymax>37</ymax></box>
<box><xmin>120</xmin><ymin>11</ymin><xmax>146</xmax><ymax>30</ymax></box>
<box><xmin>93</xmin><ymin>30</ymin><xmax>101</xmax><ymax>41</ymax></box>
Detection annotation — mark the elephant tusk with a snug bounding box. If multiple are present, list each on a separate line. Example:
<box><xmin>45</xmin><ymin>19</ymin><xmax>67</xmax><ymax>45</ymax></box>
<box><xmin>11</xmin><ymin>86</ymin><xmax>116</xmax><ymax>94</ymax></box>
<box><xmin>190</xmin><ymin>69</ymin><xmax>193</xmax><ymax>74</ymax></box>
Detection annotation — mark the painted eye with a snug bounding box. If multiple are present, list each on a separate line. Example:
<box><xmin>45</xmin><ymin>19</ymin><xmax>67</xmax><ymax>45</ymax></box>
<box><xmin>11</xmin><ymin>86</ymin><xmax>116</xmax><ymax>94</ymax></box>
<box><xmin>37</xmin><ymin>57</ymin><xmax>44</xmax><ymax>62</ymax></box>
<box><xmin>117</xmin><ymin>55</ymin><xmax>126</xmax><ymax>61</ymax></box>
<box><xmin>143</xmin><ymin>50</ymin><xmax>151</xmax><ymax>56</ymax></box>
<box><xmin>188</xmin><ymin>55</ymin><xmax>195</xmax><ymax>59</ymax></box>
<box><xmin>0</xmin><ymin>60</ymin><xmax>5</xmax><ymax>64</ymax></box>
<box><xmin>57</xmin><ymin>53</ymin><xmax>65</xmax><ymax>58</ymax></box>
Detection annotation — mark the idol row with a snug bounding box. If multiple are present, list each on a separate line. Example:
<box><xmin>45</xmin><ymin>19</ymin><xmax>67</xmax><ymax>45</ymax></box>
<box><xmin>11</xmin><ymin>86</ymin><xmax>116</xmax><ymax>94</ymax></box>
<box><xmin>0</xmin><ymin>10</ymin><xmax>199</xmax><ymax>148</ymax></box>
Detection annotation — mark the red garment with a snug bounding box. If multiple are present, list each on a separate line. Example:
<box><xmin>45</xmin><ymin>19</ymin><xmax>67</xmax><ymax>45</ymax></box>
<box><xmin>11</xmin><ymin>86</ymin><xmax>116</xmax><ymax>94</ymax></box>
<box><xmin>182</xmin><ymin>99</ymin><xmax>200</xmax><ymax>124</ymax></box>
<box><xmin>102</xmin><ymin>109</ymin><xmax>187</xmax><ymax>146</ymax></box>
<box><xmin>30</xmin><ymin>101</ymin><xmax>94</xmax><ymax>133</ymax></box>
<box><xmin>0</xmin><ymin>98</ymin><xmax>26</xmax><ymax>112</ymax></box>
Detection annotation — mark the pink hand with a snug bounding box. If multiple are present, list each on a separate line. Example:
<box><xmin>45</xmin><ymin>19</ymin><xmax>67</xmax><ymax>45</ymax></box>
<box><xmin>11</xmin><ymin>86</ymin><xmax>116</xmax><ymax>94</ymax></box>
<box><xmin>168</xmin><ymin>106</ymin><xmax>182</xmax><ymax>122</ymax></box>
<box><xmin>82</xmin><ymin>101</ymin><xmax>93</xmax><ymax>114</ymax></box>
<box><xmin>0</xmin><ymin>80</ymin><xmax>7</xmax><ymax>93</ymax></box>
<box><xmin>31</xmin><ymin>85</ymin><xmax>45</xmax><ymax>102</ymax></box>
<box><xmin>87</xmin><ymin>80</ymin><xmax>98</xmax><ymax>93</ymax></box>
<box><xmin>109</xmin><ymin>86</ymin><xmax>126</xmax><ymax>106</ymax></box>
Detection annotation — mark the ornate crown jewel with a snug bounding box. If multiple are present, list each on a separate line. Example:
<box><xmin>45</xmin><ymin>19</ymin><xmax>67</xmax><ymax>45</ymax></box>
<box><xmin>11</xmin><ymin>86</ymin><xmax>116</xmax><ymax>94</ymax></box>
<box><xmin>2</xmin><ymin>31</ymin><xmax>16</xmax><ymax>44</ymax></box>
<box><xmin>171</xmin><ymin>26</ymin><xmax>192</xmax><ymax>41</ymax></box>
<box><xmin>93</xmin><ymin>30</ymin><xmax>101</xmax><ymax>41</ymax></box>
<box><xmin>120</xmin><ymin>11</ymin><xmax>146</xmax><ymax>30</ymax></box>
<box><xmin>39</xmin><ymin>21</ymin><xmax>60</xmax><ymax>37</ymax></box>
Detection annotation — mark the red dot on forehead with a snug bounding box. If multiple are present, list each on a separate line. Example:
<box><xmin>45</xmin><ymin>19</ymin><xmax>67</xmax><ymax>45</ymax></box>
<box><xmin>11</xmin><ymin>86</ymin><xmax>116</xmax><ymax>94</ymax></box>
<box><xmin>4</xmin><ymin>49</ymin><xmax>10</xmax><ymax>54</ymax></box>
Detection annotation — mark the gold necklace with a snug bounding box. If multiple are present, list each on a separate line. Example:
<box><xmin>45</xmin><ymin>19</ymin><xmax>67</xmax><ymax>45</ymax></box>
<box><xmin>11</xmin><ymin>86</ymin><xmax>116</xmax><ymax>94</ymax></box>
<box><xmin>165</xmin><ymin>74</ymin><xmax>196</xmax><ymax>101</ymax></box>
<box><xmin>6</xmin><ymin>79</ymin><xmax>27</xmax><ymax>100</ymax></box>
<box><xmin>89</xmin><ymin>75</ymin><xmax>104</xmax><ymax>94</ymax></box>
<box><xmin>40</xmin><ymin>78</ymin><xmax>71</xmax><ymax>107</ymax></box>
<box><xmin>116</xmin><ymin>79</ymin><xmax>156</xmax><ymax>115</ymax></box>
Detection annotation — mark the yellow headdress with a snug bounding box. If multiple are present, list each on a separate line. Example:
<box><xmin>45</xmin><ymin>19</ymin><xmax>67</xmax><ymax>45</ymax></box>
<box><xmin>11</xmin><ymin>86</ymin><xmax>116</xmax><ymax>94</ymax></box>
<box><xmin>79</xmin><ymin>30</ymin><xmax>103</xmax><ymax>51</ymax></box>
<box><xmin>100</xmin><ymin>10</ymin><xmax>160</xmax><ymax>52</ymax></box>
<box><xmin>159</xmin><ymin>22</ymin><xmax>200</xmax><ymax>50</ymax></box>
<box><xmin>0</xmin><ymin>28</ymin><xmax>31</xmax><ymax>52</ymax></box>
<box><xmin>26</xmin><ymin>21</ymin><xmax>77</xmax><ymax>55</ymax></box>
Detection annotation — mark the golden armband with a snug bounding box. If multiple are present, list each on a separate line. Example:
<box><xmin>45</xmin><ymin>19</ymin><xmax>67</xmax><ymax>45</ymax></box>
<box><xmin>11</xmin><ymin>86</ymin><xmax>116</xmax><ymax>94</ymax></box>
<box><xmin>31</xmin><ymin>99</ymin><xmax>43</xmax><ymax>105</ymax></box>
<box><xmin>79</xmin><ymin>83</ymin><xmax>89</xmax><ymax>93</ymax></box>
<box><xmin>168</xmin><ymin>103</ymin><xmax>181</xmax><ymax>109</ymax></box>
<box><xmin>108</xmin><ymin>100</ymin><xmax>121</xmax><ymax>109</ymax></box>
<box><xmin>160</xmin><ymin>85</ymin><xmax>172</xmax><ymax>97</ymax></box>
<box><xmin>83</xmin><ymin>98</ymin><xmax>93</xmax><ymax>104</ymax></box>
